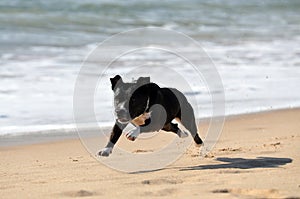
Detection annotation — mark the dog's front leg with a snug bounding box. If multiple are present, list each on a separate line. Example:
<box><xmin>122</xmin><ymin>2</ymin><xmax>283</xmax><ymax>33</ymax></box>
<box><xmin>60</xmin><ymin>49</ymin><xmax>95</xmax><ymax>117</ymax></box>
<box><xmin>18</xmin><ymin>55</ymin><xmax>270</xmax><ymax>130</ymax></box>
<box><xmin>137</xmin><ymin>105</ymin><xmax>166</xmax><ymax>135</ymax></box>
<box><xmin>125</xmin><ymin>126</ymin><xmax>141</xmax><ymax>141</ymax></box>
<box><xmin>98</xmin><ymin>121</ymin><xmax>128</xmax><ymax>156</ymax></box>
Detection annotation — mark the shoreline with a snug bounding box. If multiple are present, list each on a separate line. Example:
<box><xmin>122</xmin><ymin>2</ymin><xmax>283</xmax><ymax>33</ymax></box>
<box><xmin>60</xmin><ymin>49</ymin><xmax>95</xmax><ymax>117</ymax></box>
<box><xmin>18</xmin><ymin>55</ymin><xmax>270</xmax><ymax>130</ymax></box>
<box><xmin>1</xmin><ymin>107</ymin><xmax>299</xmax><ymax>148</ymax></box>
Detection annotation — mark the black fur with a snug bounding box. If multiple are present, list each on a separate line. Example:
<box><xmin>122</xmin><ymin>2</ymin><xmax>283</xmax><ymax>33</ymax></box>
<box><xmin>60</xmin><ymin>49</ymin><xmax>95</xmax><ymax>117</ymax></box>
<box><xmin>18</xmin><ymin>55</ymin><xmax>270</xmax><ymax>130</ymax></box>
<box><xmin>99</xmin><ymin>75</ymin><xmax>203</xmax><ymax>156</ymax></box>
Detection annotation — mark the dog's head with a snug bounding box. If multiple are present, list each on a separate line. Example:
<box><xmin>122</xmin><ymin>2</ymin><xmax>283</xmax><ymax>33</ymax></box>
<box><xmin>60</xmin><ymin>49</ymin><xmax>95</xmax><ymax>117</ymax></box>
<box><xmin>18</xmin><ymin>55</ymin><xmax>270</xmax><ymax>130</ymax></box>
<box><xmin>110</xmin><ymin>75</ymin><xmax>150</xmax><ymax>124</ymax></box>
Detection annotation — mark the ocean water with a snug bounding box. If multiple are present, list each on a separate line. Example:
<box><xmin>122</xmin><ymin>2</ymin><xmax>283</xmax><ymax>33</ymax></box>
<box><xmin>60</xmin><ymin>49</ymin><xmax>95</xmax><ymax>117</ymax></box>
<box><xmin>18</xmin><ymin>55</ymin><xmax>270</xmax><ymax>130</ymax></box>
<box><xmin>1</xmin><ymin>0</ymin><xmax>300</xmax><ymax>137</ymax></box>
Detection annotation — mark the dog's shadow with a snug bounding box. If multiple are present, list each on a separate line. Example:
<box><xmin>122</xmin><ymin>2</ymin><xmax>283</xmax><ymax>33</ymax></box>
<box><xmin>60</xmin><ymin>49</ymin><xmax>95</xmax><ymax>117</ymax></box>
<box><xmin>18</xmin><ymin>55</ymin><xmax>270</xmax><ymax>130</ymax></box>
<box><xmin>129</xmin><ymin>157</ymin><xmax>292</xmax><ymax>174</ymax></box>
<box><xmin>180</xmin><ymin>157</ymin><xmax>292</xmax><ymax>171</ymax></box>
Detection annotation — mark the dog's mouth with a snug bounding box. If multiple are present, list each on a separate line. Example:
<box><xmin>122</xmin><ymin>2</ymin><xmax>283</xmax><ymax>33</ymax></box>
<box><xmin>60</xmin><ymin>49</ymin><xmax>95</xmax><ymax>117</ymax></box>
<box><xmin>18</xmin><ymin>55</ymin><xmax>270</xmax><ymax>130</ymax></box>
<box><xmin>117</xmin><ymin>118</ymin><xmax>130</xmax><ymax>124</ymax></box>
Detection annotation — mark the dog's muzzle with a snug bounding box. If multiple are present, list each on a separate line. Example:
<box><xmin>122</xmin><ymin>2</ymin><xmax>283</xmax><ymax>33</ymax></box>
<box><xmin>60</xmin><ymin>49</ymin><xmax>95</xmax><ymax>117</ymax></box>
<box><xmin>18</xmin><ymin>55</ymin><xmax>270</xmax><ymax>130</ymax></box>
<box><xmin>116</xmin><ymin>109</ymin><xmax>130</xmax><ymax>124</ymax></box>
<box><xmin>117</xmin><ymin>119</ymin><xmax>130</xmax><ymax>124</ymax></box>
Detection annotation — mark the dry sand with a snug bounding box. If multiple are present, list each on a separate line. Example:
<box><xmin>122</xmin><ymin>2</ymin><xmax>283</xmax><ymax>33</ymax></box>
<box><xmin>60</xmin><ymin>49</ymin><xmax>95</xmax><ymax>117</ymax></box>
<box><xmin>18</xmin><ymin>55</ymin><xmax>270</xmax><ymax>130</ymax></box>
<box><xmin>1</xmin><ymin>108</ymin><xmax>300</xmax><ymax>199</ymax></box>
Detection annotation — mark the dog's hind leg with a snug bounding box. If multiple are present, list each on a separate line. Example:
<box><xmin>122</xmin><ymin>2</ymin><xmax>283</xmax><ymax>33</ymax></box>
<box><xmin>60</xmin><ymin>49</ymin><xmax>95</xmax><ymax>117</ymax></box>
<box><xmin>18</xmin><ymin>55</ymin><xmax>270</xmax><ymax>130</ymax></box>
<box><xmin>162</xmin><ymin>122</ymin><xmax>188</xmax><ymax>138</ymax></box>
<box><xmin>179</xmin><ymin>103</ymin><xmax>203</xmax><ymax>145</ymax></box>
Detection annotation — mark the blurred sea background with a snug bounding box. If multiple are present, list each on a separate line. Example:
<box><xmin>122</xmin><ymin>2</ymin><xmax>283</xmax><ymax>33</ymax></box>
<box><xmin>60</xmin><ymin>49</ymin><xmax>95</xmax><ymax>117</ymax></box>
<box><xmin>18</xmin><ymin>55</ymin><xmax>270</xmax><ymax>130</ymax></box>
<box><xmin>0</xmin><ymin>0</ymin><xmax>300</xmax><ymax>139</ymax></box>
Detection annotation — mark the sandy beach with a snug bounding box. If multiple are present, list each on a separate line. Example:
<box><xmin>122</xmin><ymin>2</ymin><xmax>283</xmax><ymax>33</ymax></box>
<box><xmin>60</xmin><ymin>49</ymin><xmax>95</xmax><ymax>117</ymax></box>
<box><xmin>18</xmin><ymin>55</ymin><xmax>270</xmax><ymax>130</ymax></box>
<box><xmin>1</xmin><ymin>1</ymin><xmax>300</xmax><ymax>198</ymax></box>
<box><xmin>1</xmin><ymin>108</ymin><xmax>300</xmax><ymax>199</ymax></box>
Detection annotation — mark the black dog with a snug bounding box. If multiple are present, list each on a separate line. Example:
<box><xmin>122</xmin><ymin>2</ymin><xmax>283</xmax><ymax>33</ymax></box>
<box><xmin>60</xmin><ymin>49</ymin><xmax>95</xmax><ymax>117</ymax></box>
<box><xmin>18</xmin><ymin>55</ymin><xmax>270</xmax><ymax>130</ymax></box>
<box><xmin>98</xmin><ymin>75</ymin><xmax>203</xmax><ymax>156</ymax></box>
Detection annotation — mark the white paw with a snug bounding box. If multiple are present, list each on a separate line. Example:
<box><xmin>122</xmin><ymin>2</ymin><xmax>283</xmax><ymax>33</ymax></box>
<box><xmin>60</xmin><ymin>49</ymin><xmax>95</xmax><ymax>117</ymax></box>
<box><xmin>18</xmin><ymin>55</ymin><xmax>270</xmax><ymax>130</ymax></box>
<box><xmin>177</xmin><ymin>128</ymin><xmax>189</xmax><ymax>138</ymax></box>
<box><xmin>176</xmin><ymin>124</ymin><xmax>189</xmax><ymax>138</ymax></box>
<box><xmin>126</xmin><ymin>127</ymin><xmax>140</xmax><ymax>141</ymax></box>
<box><xmin>98</xmin><ymin>147</ymin><xmax>113</xmax><ymax>157</ymax></box>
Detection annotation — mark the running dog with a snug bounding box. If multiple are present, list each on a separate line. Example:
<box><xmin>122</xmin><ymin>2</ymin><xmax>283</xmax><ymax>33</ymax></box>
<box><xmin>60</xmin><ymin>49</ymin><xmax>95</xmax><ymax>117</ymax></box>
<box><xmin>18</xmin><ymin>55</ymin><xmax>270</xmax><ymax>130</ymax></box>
<box><xmin>98</xmin><ymin>75</ymin><xmax>203</xmax><ymax>156</ymax></box>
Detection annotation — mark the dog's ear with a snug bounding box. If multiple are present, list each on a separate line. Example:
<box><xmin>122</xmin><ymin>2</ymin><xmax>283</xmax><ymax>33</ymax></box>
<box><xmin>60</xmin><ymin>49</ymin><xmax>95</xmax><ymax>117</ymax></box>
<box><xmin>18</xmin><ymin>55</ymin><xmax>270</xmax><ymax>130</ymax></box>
<box><xmin>110</xmin><ymin>75</ymin><xmax>122</xmax><ymax>90</ymax></box>
<box><xmin>137</xmin><ymin>77</ymin><xmax>150</xmax><ymax>85</ymax></box>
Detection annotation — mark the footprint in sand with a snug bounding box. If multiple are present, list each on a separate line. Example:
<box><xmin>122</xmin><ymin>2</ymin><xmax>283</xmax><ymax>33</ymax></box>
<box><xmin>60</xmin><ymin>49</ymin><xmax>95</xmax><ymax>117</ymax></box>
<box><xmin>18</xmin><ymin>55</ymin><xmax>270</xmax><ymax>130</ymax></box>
<box><xmin>141</xmin><ymin>178</ymin><xmax>183</xmax><ymax>185</ymax></box>
<box><xmin>218</xmin><ymin>147</ymin><xmax>242</xmax><ymax>152</ymax></box>
<box><xmin>211</xmin><ymin>188</ymin><xmax>299</xmax><ymax>199</ymax></box>
<box><xmin>62</xmin><ymin>190</ymin><xmax>96</xmax><ymax>197</ymax></box>
<box><xmin>132</xmin><ymin>149</ymin><xmax>154</xmax><ymax>153</ymax></box>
